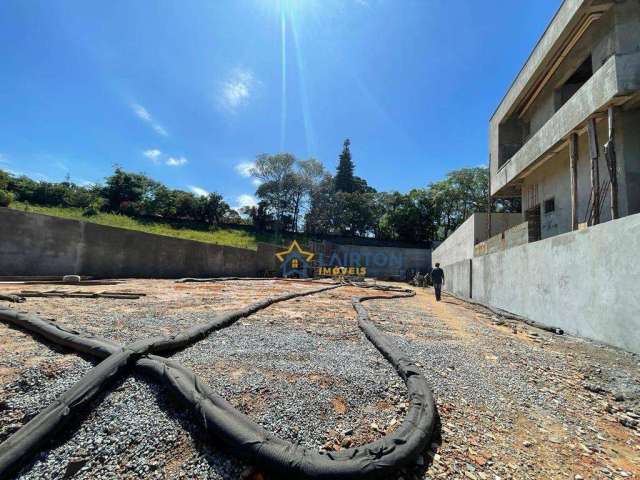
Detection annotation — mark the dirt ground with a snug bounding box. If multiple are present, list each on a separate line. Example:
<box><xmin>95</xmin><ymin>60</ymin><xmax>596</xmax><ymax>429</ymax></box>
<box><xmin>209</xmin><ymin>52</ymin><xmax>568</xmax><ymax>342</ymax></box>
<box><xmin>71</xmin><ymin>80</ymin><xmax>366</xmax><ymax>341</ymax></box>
<box><xmin>0</xmin><ymin>278</ymin><xmax>638</xmax><ymax>479</ymax></box>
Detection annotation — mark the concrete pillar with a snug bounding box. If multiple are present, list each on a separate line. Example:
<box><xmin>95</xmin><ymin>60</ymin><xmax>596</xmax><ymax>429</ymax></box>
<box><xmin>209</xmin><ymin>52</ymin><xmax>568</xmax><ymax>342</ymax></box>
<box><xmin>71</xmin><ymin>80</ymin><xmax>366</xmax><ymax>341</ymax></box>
<box><xmin>587</xmin><ymin>118</ymin><xmax>601</xmax><ymax>225</ymax></box>
<box><xmin>569</xmin><ymin>133</ymin><xmax>579</xmax><ymax>230</ymax></box>
<box><xmin>604</xmin><ymin>106</ymin><xmax>619</xmax><ymax>220</ymax></box>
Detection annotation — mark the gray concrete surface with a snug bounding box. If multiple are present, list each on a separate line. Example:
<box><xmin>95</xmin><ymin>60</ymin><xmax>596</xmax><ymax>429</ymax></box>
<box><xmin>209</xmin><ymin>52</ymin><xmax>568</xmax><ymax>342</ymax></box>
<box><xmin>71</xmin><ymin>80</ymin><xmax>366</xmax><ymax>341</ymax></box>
<box><xmin>255</xmin><ymin>242</ymin><xmax>282</xmax><ymax>276</ymax></box>
<box><xmin>432</xmin><ymin>213</ymin><xmax>521</xmax><ymax>267</ymax></box>
<box><xmin>0</xmin><ymin>208</ymin><xmax>258</xmax><ymax>278</ymax></box>
<box><xmin>310</xmin><ymin>242</ymin><xmax>431</xmax><ymax>280</ymax></box>
<box><xmin>460</xmin><ymin>213</ymin><xmax>640</xmax><ymax>353</ymax></box>
<box><xmin>492</xmin><ymin>53</ymin><xmax>630</xmax><ymax>196</ymax></box>
<box><xmin>489</xmin><ymin>0</ymin><xmax>640</xmax><ymax>232</ymax></box>
<box><xmin>440</xmin><ymin>259</ymin><xmax>472</xmax><ymax>299</ymax></box>
<box><xmin>474</xmin><ymin>221</ymin><xmax>529</xmax><ymax>257</ymax></box>
<box><xmin>431</xmin><ymin>216</ymin><xmax>477</xmax><ymax>267</ymax></box>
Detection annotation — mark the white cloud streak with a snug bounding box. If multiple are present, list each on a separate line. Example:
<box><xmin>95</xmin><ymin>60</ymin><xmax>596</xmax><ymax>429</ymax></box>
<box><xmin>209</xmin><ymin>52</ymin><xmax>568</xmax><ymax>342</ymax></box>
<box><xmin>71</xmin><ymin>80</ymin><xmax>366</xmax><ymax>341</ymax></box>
<box><xmin>166</xmin><ymin>156</ymin><xmax>188</xmax><ymax>167</ymax></box>
<box><xmin>188</xmin><ymin>185</ymin><xmax>209</xmax><ymax>197</ymax></box>
<box><xmin>143</xmin><ymin>149</ymin><xmax>162</xmax><ymax>163</ymax></box>
<box><xmin>131</xmin><ymin>103</ymin><xmax>168</xmax><ymax>137</ymax></box>
<box><xmin>218</xmin><ymin>69</ymin><xmax>256</xmax><ymax>113</ymax></box>
<box><xmin>234</xmin><ymin>194</ymin><xmax>258</xmax><ymax>211</ymax></box>
<box><xmin>234</xmin><ymin>161</ymin><xmax>255</xmax><ymax>178</ymax></box>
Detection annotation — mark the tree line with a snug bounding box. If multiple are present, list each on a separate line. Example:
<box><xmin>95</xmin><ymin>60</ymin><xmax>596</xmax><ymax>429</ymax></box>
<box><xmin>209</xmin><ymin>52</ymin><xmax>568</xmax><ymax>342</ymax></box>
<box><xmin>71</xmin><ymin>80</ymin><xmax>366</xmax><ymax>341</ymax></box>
<box><xmin>0</xmin><ymin>140</ymin><xmax>519</xmax><ymax>242</ymax></box>
<box><xmin>0</xmin><ymin>167</ymin><xmax>238</xmax><ymax>226</ymax></box>
<box><xmin>243</xmin><ymin>139</ymin><xmax>518</xmax><ymax>242</ymax></box>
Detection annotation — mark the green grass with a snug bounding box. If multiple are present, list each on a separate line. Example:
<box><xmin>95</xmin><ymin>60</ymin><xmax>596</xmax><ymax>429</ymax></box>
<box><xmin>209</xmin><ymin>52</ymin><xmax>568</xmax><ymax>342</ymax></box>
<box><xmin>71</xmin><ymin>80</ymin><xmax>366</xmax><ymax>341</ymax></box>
<box><xmin>9</xmin><ymin>202</ymin><xmax>285</xmax><ymax>250</ymax></box>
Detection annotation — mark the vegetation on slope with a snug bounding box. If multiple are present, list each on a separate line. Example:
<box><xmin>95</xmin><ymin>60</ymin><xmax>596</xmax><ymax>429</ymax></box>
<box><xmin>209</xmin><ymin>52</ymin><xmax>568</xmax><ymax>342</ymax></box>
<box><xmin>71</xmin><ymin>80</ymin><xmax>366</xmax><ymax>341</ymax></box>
<box><xmin>9</xmin><ymin>202</ymin><xmax>273</xmax><ymax>250</ymax></box>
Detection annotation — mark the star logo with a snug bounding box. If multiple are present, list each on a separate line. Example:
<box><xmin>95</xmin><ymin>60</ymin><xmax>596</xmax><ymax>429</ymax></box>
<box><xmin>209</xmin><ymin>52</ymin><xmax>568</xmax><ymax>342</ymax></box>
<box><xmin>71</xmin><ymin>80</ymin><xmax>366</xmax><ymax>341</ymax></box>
<box><xmin>275</xmin><ymin>240</ymin><xmax>315</xmax><ymax>263</ymax></box>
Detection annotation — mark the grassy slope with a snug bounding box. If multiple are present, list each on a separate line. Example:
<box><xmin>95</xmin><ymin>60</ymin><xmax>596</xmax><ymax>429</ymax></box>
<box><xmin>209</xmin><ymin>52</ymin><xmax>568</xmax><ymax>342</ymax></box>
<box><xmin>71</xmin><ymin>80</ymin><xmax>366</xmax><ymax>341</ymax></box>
<box><xmin>9</xmin><ymin>202</ymin><xmax>285</xmax><ymax>250</ymax></box>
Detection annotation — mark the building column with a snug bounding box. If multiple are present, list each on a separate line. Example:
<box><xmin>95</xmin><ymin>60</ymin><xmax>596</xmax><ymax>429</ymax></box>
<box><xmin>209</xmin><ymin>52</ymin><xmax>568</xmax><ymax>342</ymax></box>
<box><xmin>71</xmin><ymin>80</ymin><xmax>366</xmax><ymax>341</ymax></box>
<box><xmin>569</xmin><ymin>133</ymin><xmax>579</xmax><ymax>230</ymax></box>
<box><xmin>587</xmin><ymin>118</ymin><xmax>601</xmax><ymax>225</ymax></box>
<box><xmin>604</xmin><ymin>106</ymin><xmax>619</xmax><ymax>220</ymax></box>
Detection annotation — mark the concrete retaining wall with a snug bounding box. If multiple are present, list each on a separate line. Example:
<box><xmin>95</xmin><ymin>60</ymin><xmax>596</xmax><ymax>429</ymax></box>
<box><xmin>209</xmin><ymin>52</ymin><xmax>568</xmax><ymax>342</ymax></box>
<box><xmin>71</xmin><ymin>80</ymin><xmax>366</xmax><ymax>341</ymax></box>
<box><xmin>431</xmin><ymin>216</ymin><xmax>476</xmax><ymax>267</ymax></box>
<box><xmin>432</xmin><ymin>213</ymin><xmax>522</xmax><ymax>267</ymax></box>
<box><xmin>474</xmin><ymin>222</ymin><xmax>529</xmax><ymax>257</ymax></box>
<box><xmin>256</xmin><ymin>242</ymin><xmax>282</xmax><ymax>275</ymax></box>
<box><xmin>310</xmin><ymin>241</ymin><xmax>431</xmax><ymax>280</ymax></box>
<box><xmin>0</xmin><ymin>208</ymin><xmax>258</xmax><ymax>278</ymax></box>
<box><xmin>452</xmin><ymin>213</ymin><xmax>640</xmax><ymax>353</ymax></box>
<box><xmin>441</xmin><ymin>259</ymin><xmax>472</xmax><ymax>298</ymax></box>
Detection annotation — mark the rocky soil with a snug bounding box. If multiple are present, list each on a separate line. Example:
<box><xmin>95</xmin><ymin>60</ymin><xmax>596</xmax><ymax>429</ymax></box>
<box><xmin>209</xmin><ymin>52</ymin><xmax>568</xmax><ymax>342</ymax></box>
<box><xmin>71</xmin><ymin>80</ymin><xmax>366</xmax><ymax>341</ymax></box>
<box><xmin>0</xmin><ymin>279</ymin><xmax>638</xmax><ymax>479</ymax></box>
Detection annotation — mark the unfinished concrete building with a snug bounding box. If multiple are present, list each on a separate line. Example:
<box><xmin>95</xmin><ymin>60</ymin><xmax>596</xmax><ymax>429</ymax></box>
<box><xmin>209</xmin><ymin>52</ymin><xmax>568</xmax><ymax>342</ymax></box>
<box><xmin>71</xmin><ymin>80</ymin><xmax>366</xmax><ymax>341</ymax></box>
<box><xmin>433</xmin><ymin>0</ymin><xmax>640</xmax><ymax>353</ymax></box>
<box><xmin>490</xmin><ymin>0</ymin><xmax>640</xmax><ymax>241</ymax></box>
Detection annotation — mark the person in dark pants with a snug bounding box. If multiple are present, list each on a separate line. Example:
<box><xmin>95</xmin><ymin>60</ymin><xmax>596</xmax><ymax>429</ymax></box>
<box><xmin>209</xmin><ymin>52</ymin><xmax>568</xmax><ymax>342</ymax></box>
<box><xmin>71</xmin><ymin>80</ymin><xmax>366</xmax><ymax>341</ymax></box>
<box><xmin>430</xmin><ymin>263</ymin><xmax>445</xmax><ymax>301</ymax></box>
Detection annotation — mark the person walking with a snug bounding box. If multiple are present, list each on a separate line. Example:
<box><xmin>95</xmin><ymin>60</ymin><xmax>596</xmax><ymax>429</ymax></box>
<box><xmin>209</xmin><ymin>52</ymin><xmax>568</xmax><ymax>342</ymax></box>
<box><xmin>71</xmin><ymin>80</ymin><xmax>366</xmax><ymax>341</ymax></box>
<box><xmin>430</xmin><ymin>263</ymin><xmax>445</xmax><ymax>301</ymax></box>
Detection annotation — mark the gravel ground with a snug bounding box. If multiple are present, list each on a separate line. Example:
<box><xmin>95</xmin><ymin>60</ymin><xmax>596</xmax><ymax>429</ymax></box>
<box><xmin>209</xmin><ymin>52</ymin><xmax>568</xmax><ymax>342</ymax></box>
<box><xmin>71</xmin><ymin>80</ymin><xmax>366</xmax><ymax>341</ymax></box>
<box><xmin>0</xmin><ymin>279</ymin><xmax>638</xmax><ymax>479</ymax></box>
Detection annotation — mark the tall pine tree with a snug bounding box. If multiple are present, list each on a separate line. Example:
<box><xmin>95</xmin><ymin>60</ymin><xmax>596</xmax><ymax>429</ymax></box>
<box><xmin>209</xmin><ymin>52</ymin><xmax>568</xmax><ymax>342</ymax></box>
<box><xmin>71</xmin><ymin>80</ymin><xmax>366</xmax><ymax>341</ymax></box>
<box><xmin>335</xmin><ymin>139</ymin><xmax>355</xmax><ymax>193</ymax></box>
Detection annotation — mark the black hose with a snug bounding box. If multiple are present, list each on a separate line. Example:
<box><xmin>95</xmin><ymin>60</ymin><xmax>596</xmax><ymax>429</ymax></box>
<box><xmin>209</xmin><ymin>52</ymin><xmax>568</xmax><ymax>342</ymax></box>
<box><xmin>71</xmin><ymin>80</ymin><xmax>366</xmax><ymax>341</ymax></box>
<box><xmin>0</xmin><ymin>281</ymin><xmax>436</xmax><ymax>479</ymax></box>
<box><xmin>442</xmin><ymin>291</ymin><xmax>564</xmax><ymax>335</ymax></box>
<box><xmin>0</xmin><ymin>294</ymin><xmax>25</xmax><ymax>303</ymax></box>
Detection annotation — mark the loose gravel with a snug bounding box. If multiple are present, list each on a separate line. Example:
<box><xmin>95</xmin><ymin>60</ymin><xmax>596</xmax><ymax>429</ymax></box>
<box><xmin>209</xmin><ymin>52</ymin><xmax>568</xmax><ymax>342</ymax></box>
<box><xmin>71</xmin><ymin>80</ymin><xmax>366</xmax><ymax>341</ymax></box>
<box><xmin>1</xmin><ymin>279</ymin><xmax>638</xmax><ymax>479</ymax></box>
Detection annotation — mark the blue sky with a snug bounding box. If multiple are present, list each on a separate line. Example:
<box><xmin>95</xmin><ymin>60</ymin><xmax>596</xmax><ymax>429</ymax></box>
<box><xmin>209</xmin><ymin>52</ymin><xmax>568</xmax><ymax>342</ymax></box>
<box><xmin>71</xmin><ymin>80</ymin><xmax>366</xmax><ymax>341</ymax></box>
<box><xmin>0</xmin><ymin>0</ymin><xmax>560</xmax><ymax>210</ymax></box>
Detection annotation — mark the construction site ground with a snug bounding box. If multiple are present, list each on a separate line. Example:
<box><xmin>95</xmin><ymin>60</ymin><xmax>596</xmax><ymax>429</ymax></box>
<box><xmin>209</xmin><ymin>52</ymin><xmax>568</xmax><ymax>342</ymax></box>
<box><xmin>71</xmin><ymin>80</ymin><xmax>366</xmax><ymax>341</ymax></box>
<box><xmin>0</xmin><ymin>279</ymin><xmax>638</xmax><ymax>480</ymax></box>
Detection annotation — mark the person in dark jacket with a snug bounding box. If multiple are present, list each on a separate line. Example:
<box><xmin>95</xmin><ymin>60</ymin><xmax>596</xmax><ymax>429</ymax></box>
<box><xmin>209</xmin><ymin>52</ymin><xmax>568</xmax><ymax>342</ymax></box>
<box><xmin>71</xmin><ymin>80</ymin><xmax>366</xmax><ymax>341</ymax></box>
<box><xmin>430</xmin><ymin>263</ymin><xmax>445</xmax><ymax>301</ymax></box>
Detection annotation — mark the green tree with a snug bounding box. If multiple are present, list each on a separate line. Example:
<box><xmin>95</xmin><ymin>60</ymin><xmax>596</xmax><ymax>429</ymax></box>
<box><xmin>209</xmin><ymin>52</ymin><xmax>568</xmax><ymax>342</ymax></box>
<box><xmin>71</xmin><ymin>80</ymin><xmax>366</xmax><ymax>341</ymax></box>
<box><xmin>290</xmin><ymin>158</ymin><xmax>325</xmax><ymax>232</ymax></box>
<box><xmin>335</xmin><ymin>139</ymin><xmax>355</xmax><ymax>193</ymax></box>
<box><xmin>0</xmin><ymin>169</ymin><xmax>11</xmax><ymax>207</ymax></box>
<box><xmin>0</xmin><ymin>170</ymin><xmax>9</xmax><ymax>190</ymax></box>
<box><xmin>251</xmin><ymin>153</ymin><xmax>296</xmax><ymax>232</ymax></box>
<box><xmin>241</xmin><ymin>200</ymin><xmax>272</xmax><ymax>231</ymax></box>
<box><xmin>376</xmin><ymin>189</ymin><xmax>435</xmax><ymax>242</ymax></box>
<box><xmin>197</xmin><ymin>192</ymin><xmax>230</xmax><ymax>227</ymax></box>
<box><xmin>198</xmin><ymin>193</ymin><xmax>230</xmax><ymax>227</ymax></box>
<box><xmin>304</xmin><ymin>174</ymin><xmax>335</xmax><ymax>235</ymax></box>
<box><xmin>250</xmin><ymin>153</ymin><xmax>325</xmax><ymax>233</ymax></box>
<box><xmin>333</xmin><ymin>191</ymin><xmax>378</xmax><ymax>236</ymax></box>
<box><xmin>0</xmin><ymin>190</ymin><xmax>13</xmax><ymax>207</ymax></box>
<box><xmin>174</xmin><ymin>190</ymin><xmax>199</xmax><ymax>219</ymax></box>
<box><xmin>428</xmin><ymin>167</ymin><xmax>489</xmax><ymax>240</ymax></box>
<box><xmin>143</xmin><ymin>185</ymin><xmax>176</xmax><ymax>218</ymax></box>
<box><xmin>102</xmin><ymin>167</ymin><xmax>159</xmax><ymax>215</ymax></box>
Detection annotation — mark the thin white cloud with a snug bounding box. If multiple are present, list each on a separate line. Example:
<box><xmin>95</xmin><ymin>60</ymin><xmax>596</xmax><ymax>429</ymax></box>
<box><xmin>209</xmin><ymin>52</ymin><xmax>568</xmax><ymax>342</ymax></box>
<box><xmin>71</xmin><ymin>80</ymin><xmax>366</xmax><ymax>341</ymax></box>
<box><xmin>166</xmin><ymin>156</ymin><xmax>188</xmax><ymax>167</ymax></box>
<box><xmin>234</xmin><ymin>160</ymin><xmax>261</xmax><ymax>186</ymax></box>
<box><xmin>54</xmin><ymin>160</ymin><xmax>69</xmax><ymax>172</ymax></box>
<box><xmin>218</xmin><ymin>69</ymin><xmax>256</xmax><ymax>113</ymax></box>
<box><xmin>234</xmin><ymin>194</ymin><xmax>258</xmax><ymax>211</ymax></box>
<box><xmin>0</xmin><ymin>154</ymin><xmax>9</xmax><ymax>164</ymax></box>
<box><xmin>234</xmin><ymin>161</ymin><xmax>255</xmax><ymax>178</ymax></box>
<box><xmin>132</xmin><ymin>104</ymin><xmax>152</xmax><ymax>122</ymax></box>
<box><xmin>189</xmin><ymin>185</ymin><xmax>208</xmax><ymax>197</ymax></box>
<box><xmin>143</xmin><ymin>149</ymin><xmax>162</xmax><ymax>163</ymax></box>
<box><xmin>131</xmin><ymin>103</ymin><xmax>168</xmax><ymax>137</ymax></box>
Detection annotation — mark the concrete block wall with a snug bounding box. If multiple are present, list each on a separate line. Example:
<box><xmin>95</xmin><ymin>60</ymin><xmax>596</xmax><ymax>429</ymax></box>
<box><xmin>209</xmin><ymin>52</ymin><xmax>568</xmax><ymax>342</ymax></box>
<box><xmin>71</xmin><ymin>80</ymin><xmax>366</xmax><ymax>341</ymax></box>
<box><xmin>0</xmin><ymin>208</ymin><xmax>258</xmax><ymax>278</ymax></box>
<box><xmin>431</xmin><ymin>216</ymin><xmax>476</xmax><ymax>267</ymax></box>
<box><xmin>440</xmin><ymin>259</ymin><xmax>472</xmax><ymax>299</ymax></box>
<box><xmin>432</xmin><ymin>213</ymin><xmax>521</xmax><ymax>267</ymax></box>
<box><xmin>474</xmin><ymin>222</ymin><xmax>529</xmax><ymax>257</ymax></box>
<box><xmin>256</xmin><ymin>242</ymin><xmax>282</xmax><ymax>275</ymax></box>
<box><xmin>469</xmin><ymin>213</ymin><xmax>640</xmax><ymax>353</ymax></box>
<box><xmin>311</xmin><ymin>242</ymin><xmax>431</xmax><ymax>279</ymax></box>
